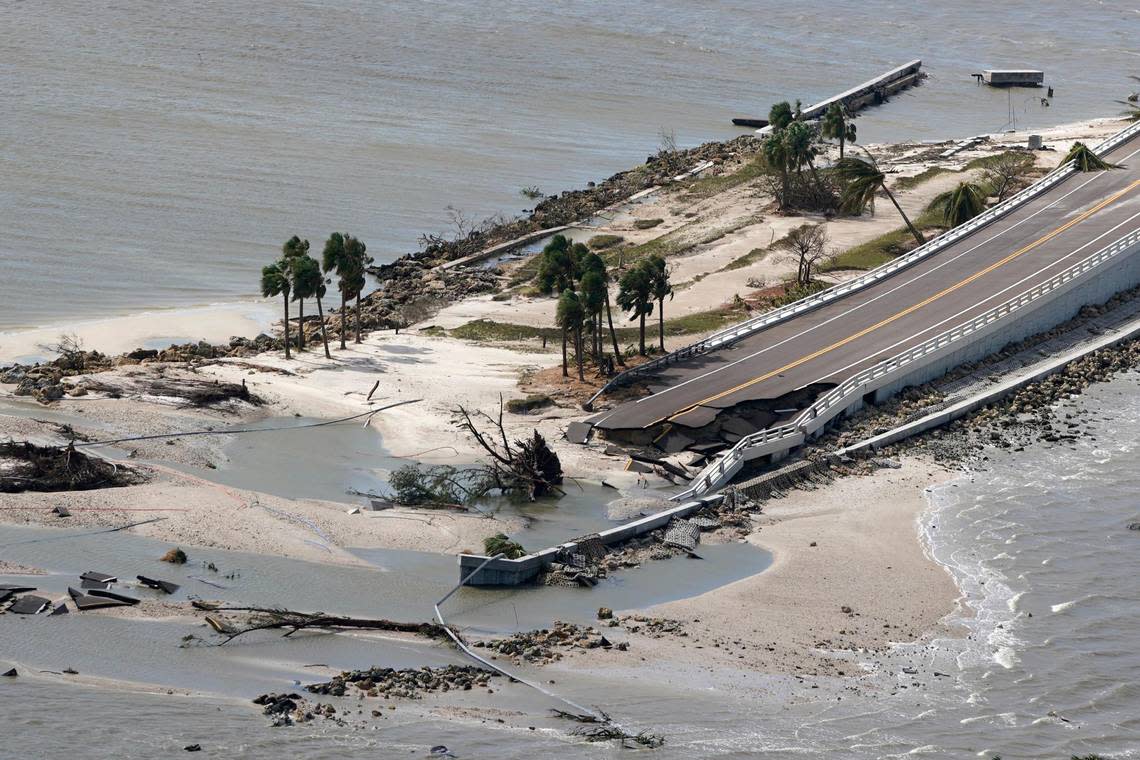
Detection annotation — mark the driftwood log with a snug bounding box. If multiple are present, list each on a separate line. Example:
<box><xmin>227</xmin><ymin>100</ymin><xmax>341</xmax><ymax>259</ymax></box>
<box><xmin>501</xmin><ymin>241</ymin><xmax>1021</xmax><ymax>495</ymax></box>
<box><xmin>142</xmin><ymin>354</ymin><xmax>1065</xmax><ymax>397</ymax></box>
<box><xmin>190</xmin><ymin>602</ymin><xmax>447</xmax><ymax>645</ymax></box>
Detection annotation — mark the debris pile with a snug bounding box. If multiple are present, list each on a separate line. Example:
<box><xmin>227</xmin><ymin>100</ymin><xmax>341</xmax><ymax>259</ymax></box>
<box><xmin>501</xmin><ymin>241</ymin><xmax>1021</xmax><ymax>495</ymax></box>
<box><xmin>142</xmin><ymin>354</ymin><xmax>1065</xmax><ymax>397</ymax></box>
<box><xmin>474</xmin><ymin>621</ymin><xmax>626</xmax><ymax>664</ymax></box>
<box><xmin>307</xmin><ymin>665</ymin><xmax>498</xmax><ymax>700</ymax></box>
<box><xmin>0</xmin><ymin>441</ymin><xmax>143</xmax><ymax>493</ymax></box>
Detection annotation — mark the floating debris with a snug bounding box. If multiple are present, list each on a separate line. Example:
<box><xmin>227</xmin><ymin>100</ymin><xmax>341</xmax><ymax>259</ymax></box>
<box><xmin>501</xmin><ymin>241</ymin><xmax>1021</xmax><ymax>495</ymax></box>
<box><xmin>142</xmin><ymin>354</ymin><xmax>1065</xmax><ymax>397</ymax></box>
<box><xmin>67</xmin><ymin>587</ymin><xmax>131</xmax><ymax>611</ymax></box>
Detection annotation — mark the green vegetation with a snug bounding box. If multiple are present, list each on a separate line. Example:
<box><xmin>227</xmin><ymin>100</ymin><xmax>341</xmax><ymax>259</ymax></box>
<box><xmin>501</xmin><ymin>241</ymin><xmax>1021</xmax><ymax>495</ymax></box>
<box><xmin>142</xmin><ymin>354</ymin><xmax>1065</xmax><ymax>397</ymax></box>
<box><xmin>823</xmin><ymin>208</ymin><xmax>943</xmax><ymax>271</ymax></box>
<box><xmin>484</xmin><ymin>533</ymin><xmax>527</xmax><ymax>559</ymax></box>
<box><xmin>929</xmin><ymin>181</ymin><xmax>987</xmax><ymax>227</ymax></box>
<box><xmin>894</xmin><ymin>166</ymin><xmax>952</xmax><ymax>191</ymax></box>
<box><xmin>721</xmin><ymin>247</ymin><xmax>768</xmax><ymax>271</ymax></box>
<box><xmin>836</xmin><ymin>155</ymin><xmax>926</xmax><ymax>246</ymax></box>
<box><xmin>556</xmin><ymin>289</ymin><xmax>585</xmax><ymax>379</ymax></box>
<box><xmin>286</xmin><ymin>238</ymin><xmax>332</xmax><ymax>359</ymax></box>
<box><xmin>768</xmin><ymin>280</ymin><xmax>829</xmax><ymax>308</ymax></box>
<box><xmin>506</xmin><ymin>394</ymin><xmax>554</xmax><ymax>414</ymax></box>
<box><xmin>447</xmin><ymin>304</ymin><xmax>746</xmax><ymax>348</ymax></box>
<box><xmin>322</xmin><ymin>232</ymin><xmax>371</xmax><ymax>349</ymax></box>
<box><xmin>1061</xmin><ymin>141</ymin><xmax>1121</xmax><ymax>172</ymax></box>
<box><xmin>587</xmin><ymin>234</ymin><xmax>625</xmax><ymax>250</ymax></box>
<box><xmin>633</xmin><ymin>218</ymin><xmax>664</xmax><ymax>229</ymax></box>
<box><xmin>680</xmin><ymin>157</ymin><xmax>766</xmax><ymax>200</ymax></box>
<box><xmin>260</xmin><ymin>257</ymin><xmax>292</xmax><ymax>359</ymax></box>
<box><xmin>820</xmin><ymin>102</ymin><xmax>857</xmax><ymax>159</ymax></box>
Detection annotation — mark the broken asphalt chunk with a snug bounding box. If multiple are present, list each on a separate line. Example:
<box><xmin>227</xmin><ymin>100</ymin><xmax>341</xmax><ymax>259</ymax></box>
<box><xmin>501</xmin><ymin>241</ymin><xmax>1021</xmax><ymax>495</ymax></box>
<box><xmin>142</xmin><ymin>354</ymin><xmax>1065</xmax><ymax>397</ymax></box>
<box><xmin>67</xmin><ymin>587</ymin><xmax>131</xmax><ymax>611</ymax></box>
<box><xmin>9</xmin><ymin>595</ymin><xmax>52</xmax><ymax>615</ymax></box>
<box><xmin>2</xmin><ymin>668</ymin><xmax>17</xmax><ymax>677</ymax></box>
<box><xmin>87</xmin><ymin>589</ymin><xmax>140</xmax><ymax>606</ymax></box>
<box><xmin>137</xmin><ymin>576</ymin><xmax>180</xmax><ymax>595</ymax></box>
<box><xmin>79</xmin><ymin>571</ymin><xmax>117</xmax><ymax>584</ymax></box>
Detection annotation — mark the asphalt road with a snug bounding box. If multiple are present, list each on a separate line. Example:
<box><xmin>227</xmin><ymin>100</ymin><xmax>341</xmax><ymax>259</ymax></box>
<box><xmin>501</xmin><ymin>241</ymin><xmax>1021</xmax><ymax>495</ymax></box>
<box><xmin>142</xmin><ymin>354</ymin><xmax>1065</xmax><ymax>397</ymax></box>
<box><xmin>593</xmin><ymin>134</ymin><xmax>1140</xmax><ymax>432</ymax></box>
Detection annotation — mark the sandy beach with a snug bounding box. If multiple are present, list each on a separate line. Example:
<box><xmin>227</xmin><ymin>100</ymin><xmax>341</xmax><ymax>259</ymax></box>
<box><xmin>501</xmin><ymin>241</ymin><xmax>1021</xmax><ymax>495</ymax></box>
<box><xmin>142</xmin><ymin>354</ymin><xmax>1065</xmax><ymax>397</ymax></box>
<box><xmin>1</xmin><ymin>116</ymin><xmax>1131</xmax><ymax>713</ymax></box>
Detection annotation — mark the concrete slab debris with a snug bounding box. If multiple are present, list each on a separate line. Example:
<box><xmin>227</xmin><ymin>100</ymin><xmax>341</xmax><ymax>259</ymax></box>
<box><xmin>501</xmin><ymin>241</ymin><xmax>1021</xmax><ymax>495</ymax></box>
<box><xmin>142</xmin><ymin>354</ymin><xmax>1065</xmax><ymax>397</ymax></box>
<box><xmin>137</xmin><ymin>576</ymin><xmax>180</xmax><ymax>595</ymax></box>
<box><xmin>720</xmin><ymin>416</ymin><xmax>757</xmax><ymax>437</ymax></box>
<box><xmin>88</xmin><ymin>589</ymin><xmax>140</xmax><ymax>606</ymax></box>
<box><xmin>565</xmin><ymin>421</ymin><xmax>593</xmax><ymax>445</ymax></box>
<box><xmin>80</xmin><ymin>571</ymin><xmax>117</xmax><ymax>584</ymax></box>
<box><xmin>656</xmin><ymin>429</ymin><xmax>695</xmax><ymax>455</ymax></box>
<box><xmin>9</xmin><ymin>595</ymin><xmax>51</xmax><ymax>615</ymax></box>
<box><xmin>68</xmin><ymin>587</ymin><xmax>131</xmax><ymax>611</ymax></box>
<box><xmin>0</xmin><ymin>585</ymin><xmax>36</xmax><ymax>594</ymax></box>
<box><xmin>50</xmin><ymin>603</ymin><xmax>69</xmax><ymax>616</ymax></box>
<box><xmin>625</xmin><ymin>459</ymin><xmax>654</xmax><ymax>474</ymax></box>
<box><xmin>2</xmin><ymin>668</ymin><xmax>17</xmax><ymax>677</ymax></box>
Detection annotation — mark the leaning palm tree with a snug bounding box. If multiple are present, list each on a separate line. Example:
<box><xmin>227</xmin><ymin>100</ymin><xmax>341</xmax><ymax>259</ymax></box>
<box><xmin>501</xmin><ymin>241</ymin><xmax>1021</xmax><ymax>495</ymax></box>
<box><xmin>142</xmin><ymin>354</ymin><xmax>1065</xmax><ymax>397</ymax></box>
<box><xmin>260</xmin><ymin>258</ymin><xmax>292</xmax><ymax>360</ymax></box>
<box><xmin>835</xmin><ymin>155</ymin><xmax>926</xmax><ymax>245</ymax></box>
<box><xmin>321</xmin><ymin>233</ymin><xmax>370</xmax><ymax>349</ymax></box>
<box><xmin>282</xmin><ymin>236</ymin><xmax>309</xmax><ymax>349</ymax></box>
<box><xmin>1062</xmin><ymin>142</ymin><xmax>1122</xmax><ymax>172</ymax></box>
<box><xmin>930</xmin><ymin>181</ymin><xmax>988</xmax><ymax>228</ymax></box>
<box><xmin>292</xmin><ymin>253</ymin><xmax>330</xmax><ymax>359</ymax></box>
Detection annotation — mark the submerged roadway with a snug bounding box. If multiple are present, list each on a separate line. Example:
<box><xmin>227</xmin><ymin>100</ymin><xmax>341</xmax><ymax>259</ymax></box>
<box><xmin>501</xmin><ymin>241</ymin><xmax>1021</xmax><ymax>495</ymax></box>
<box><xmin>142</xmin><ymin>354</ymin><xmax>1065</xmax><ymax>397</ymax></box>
<box><xmin>593</xmin><ymin>131</ymin><xmax>1140</xmax><ymax>434</ymax></box>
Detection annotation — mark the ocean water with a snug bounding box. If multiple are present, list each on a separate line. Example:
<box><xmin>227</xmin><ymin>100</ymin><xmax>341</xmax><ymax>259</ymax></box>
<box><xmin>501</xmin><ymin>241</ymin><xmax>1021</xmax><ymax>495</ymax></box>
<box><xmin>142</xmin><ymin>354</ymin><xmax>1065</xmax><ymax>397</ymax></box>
<box><xmin>2</xmin><ymin>0</ymin><xmax>1138</xmax><ymax>331</ymax></box>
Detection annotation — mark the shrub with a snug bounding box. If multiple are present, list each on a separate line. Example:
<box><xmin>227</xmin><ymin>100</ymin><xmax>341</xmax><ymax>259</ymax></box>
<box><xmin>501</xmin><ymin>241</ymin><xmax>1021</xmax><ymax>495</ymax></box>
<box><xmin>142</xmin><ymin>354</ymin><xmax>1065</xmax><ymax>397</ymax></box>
<box><xmin>484</xmin><ymin>533</ymin><xmax>527</xmax><ymax>559</ymax></box>
<box><xmin>634</xmin><ymin>218</ymin><xmax>664</xmax><ymax>230</ymax></box>
<box><xmin>587</xmin><ymin>234</ymin><xmax>624</xmax><ymax>250</ymax></box>
<box><xmin>161</xmin><ymin>548</ymin><xmax>188</xmax><ymax>564</ymax></box>
<box><xmin>505</xmin><ymin>394</ymin><xmax>554</xmax><ymax>414</ymax></box>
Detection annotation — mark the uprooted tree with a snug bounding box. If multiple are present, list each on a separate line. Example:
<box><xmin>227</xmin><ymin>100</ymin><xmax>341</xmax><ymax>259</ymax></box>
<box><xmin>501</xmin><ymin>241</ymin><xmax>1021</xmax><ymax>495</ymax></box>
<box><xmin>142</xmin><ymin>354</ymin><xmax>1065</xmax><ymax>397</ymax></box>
<box><xmin>454</xmin><ymin>399</ymin><xmax>564</xmax><ymax>501</ymax></box>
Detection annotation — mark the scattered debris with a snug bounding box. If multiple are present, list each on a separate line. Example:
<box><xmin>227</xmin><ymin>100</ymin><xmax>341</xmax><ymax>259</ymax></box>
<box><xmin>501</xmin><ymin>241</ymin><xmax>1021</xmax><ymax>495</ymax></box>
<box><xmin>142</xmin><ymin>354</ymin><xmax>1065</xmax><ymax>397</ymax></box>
<box><xmin>137</xmin><ymin>576</ymin><xmax>180</xmax><ymax>594</ymax></box>
<box><xmin>161</xmin><ymin>548</ymin><xmax>188</xmax><ymax>565</ymax></box>
<box><xmin>67</xmin><ymin>587</ymin><xmax>131</xmax><ymax>611</ymax></box>
<box><xmin>0</xmin><ymin>441</ymin><xmax>142</xmax><ymax>493</ymax></box>
<box><xmin>565</xmin><ymin>421</ymin><xmax>593</xmax><ymax>445</ymax></box>
<box><xmin>9</xmin><ymin>595</ymin><xmax>51</xmax><ymax>615</ymax></box>
<box><xmin>88</xmin><ymin>589</ymin><xmax>140</xmax><ymax>606</ymax></box>
<box><xmin>80</xmin><ymin>571</ymin><xmax>117</xmax><ymax>584</ymax></box>
<box><xmin>2</xmin><ymin>668</ymin><xmax>17</xmax><ymax>677</ymax></box>
<box><xmin>307</xmin><ymin>665</ymin><xmax>498</xmax><ymax>699</ymax></box>
<box><xmin>190</xmin><ymin>602</ymin><xmax>447</xmax><ymax>645</ymax></box>
<box><xmin>53</xmin><ymin>505</ymin><xmax>71</xmax><ymax>518</ymax></box>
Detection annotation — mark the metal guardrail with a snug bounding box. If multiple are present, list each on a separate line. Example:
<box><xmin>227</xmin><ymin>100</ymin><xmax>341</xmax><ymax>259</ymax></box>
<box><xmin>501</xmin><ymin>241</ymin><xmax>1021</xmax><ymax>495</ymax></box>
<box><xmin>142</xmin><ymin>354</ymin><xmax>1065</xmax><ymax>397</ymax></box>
<box><xmin>586</xmin><ymin>118</ymin><xmax>1140</xmax><ymax>408</ymax></box>
<box><xmin>673</xmin><ymin>226</ymin><xmax>1140</xmax><ymax>499</ymax></box>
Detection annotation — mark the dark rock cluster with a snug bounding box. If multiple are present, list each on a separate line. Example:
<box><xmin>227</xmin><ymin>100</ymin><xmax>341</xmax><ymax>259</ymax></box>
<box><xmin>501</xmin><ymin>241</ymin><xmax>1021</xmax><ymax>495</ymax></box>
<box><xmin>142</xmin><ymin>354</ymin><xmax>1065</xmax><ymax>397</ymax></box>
<box><xmin>306</xmin><ymin>665</ymin><xmax>498</xmax><ymax>700</ymax></box>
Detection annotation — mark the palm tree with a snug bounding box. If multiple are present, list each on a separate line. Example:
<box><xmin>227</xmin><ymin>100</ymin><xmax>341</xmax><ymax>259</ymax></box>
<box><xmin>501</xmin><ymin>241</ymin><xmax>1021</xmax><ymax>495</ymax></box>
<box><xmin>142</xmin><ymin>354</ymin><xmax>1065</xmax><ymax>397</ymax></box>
<box><xmin>583</xmin><ymin>252</ymin><xmax>625</xmax><ymax>367</ymax></box>
<box><xmin>579</xmin><ymin>268</ymin><xmax>607</xmax><ymax>365</ymax></box>
<box><xmin>835</xmin><ymin>155</ymin><xmax>926</xmax><ymax>246</ymax></box>
<box><xmin>617</xmin><ymin>263</ymin><xmax>654</xmax><ymax>356</ymax></box>
<box><xmin>260</xmin><ymin>258</ymin><xmax>292</xmax><ymax>360</ymax></box>
<box><xmin>555</xmin><ymin>289</ymin><xmax>585</xmax><ymax>379</ymax></box>
<box><xmin>821</xmin><ymin>103</ymin><xmax>857</xmax><ymax>159</ymax></box>
<box><xmin>784</xmin><ymin>120</ymin><xmax>823</xmax><ymax>188</ymax></box>
<box><xmin>930</xmin><ymin>182</ymin><xmax>987</xmax><ymax>227</ymax></box>
<box><xmin>536</xmin><ymin>234</ymin><xmax>585</xmax><ymax>294</ymax></box>
<box><xmin>763</xmin><ymin>131</ymin><xmax>793</xmax><ymax>209</ymax></box>
<box><xmin>292</xmin><ymin>253</ymin><xmax>331</xmax><ymax>359</ymax></box>
<box><xmin>768</xmin><ymin>101</ymin><xmax>794</xmax><ymax>133</ymax></box>
<box><xmin>321</xmin><ymin>233</ymin><xmax>350</xmax><ymax>350</ymax></box>
<box><xmin>282</xmin><ymin>236</ymin><xmax>309</xmax><ymax>349</ymax></box>
<box><xmin>1061</xmin><ymin>142</ymin><xmax>1121</xmax><ymax>172</ymax></box>
<box><xmin>342</xmin><ymin>236</ymin><xmax>371</xmax><ymax>344</ymax></box>
<box><xmin>646</xmin><ymin>255</ymin><xmax>673</xmax><ymax>352</ymax></box>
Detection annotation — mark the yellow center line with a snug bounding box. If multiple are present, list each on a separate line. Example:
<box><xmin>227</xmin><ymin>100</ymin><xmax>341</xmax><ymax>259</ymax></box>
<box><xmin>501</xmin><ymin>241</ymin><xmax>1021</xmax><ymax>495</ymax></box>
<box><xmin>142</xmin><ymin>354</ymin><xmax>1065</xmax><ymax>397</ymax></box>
<box><xmin>661</xmin><ymin>179</ymin><xmax>1140</xmax><ymax>425</ymax></box>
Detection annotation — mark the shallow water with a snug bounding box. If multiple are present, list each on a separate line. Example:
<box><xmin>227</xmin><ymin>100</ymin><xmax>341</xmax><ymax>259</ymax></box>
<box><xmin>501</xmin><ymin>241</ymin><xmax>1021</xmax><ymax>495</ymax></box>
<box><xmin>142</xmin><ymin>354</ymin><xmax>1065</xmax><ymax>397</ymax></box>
<box><xmin>2</xmin><ymin>0</ymin><xmax>1136</xmax><ymax>332</ymax></box>
<box><xmin>5</xmin><ymin>376</ymin><xmax>1140</xmax><ymax>756</ymax></box>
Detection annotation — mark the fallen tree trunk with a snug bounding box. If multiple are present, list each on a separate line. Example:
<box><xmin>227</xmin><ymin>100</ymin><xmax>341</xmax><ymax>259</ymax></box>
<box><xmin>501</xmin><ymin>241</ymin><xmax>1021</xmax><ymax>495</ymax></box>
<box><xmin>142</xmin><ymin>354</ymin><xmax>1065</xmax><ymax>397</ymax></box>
<box><xmin>190</xmin><ymin>602</ymin><xmax>448</xmax><ymax>645</ymax></box>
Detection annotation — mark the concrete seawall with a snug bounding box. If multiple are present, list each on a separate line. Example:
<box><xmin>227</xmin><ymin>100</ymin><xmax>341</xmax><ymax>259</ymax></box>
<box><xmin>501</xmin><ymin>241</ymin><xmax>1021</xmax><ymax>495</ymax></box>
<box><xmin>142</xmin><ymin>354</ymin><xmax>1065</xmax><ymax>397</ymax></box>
<box><xmin>456</xmin><ymin>493</ymin><xmax>724</xmax><ymax>585</ymax></box>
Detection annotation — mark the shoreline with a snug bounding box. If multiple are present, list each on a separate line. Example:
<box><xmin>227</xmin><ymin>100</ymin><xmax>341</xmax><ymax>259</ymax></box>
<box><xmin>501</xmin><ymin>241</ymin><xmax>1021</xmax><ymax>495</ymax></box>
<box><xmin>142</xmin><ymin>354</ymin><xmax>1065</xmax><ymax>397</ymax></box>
<box><xmin>0</xmin><ymin>115</ymin><xmax>1122</xmax><ymax>365</ymax></box>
